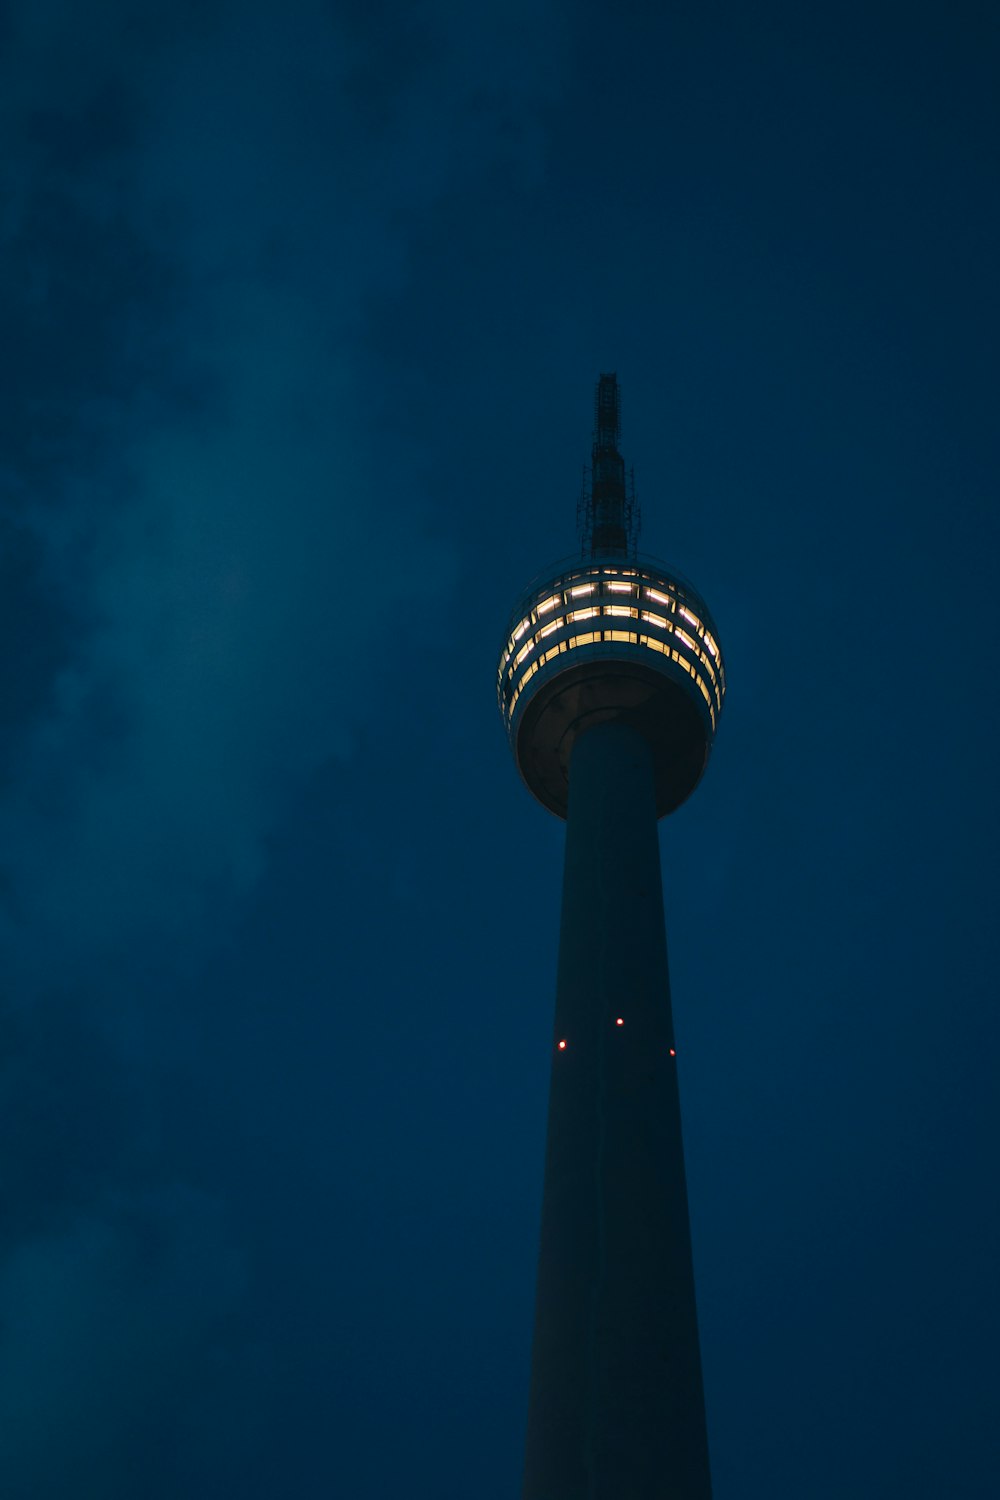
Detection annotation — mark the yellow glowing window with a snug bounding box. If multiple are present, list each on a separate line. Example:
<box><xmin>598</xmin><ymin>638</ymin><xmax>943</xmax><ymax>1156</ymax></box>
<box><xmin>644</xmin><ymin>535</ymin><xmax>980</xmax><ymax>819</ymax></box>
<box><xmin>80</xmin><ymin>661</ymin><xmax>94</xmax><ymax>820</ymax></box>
<box><xmin>675</xmin><ymin>628</ymin><xmax>696</xmax><ymax>652</ymax></box>
<box><xmin>703</xmin><ymin>631</ymin><xmax>718</xmax><ymax>660</ymax></box>
<box><xmin>641</xmin><ymin>611</ymin><xmax>669</xmax><ymax>631</ymax></box>
<box><xmin>536</xmin><ymin>594</ymin><xmax>561</xmax><ymax>616</ymax></box>
<box><xmin>539</xmin><ymin>618</ymin><xmax>564</xmax><ymax>639</ymax></box>
<box><xmin>607</xmin><ymin>580</ymin><xmax>633</xmax><ymax>594</ymax></box>
<box><xmin>569</xmin><ymin>584</ymin><xmax>594</xmax><ymax>598</ymax></box>
<box><xmin>646</xmin><ymin>588</ymin><xmax>672</xmax><ymax>608</ymax></box>
<box><xmin>513</xmin><ymin>619</ymin><xmax>529</xmax><ymax>643</ymax></box>
<box><xmin>697</xmin><ymin>677</ymin><xmax>712</xmax><ymax>708</ymax></box>
<box><xmin>514</xmin><ymin>640</ymin><xmax>534</xmax><ymax>669</ymax></box>
<box><xmin>608</xmin><ymin>630</ymin><xmax>636</xmax><ymax>643</ymax></box>
<box><xmin>604</xmin><ymin>605</ymin><xmax>638</xmax><ymax>619</ymax></box>
<box><xmin>679</xmin><ymin>606</ymin><xmax>701</xmax><ymax>631</ymax></box>
<box><xmin>568</xmin><ymin>607</ymin><xmax>598</xmax><ymax>623</ymax></box>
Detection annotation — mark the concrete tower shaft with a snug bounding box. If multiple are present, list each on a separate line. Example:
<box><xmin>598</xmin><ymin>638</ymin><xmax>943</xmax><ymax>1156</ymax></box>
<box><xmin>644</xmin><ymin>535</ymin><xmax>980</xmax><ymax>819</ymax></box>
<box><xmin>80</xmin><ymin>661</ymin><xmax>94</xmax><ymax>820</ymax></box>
<box><xmin>523</xmin><ymin>720</ymin><xmax>711</xmax><ymax>1499</ymax></box>
<box><xmin>499</xmin><ymin>377</ymin><xmax>724</xmax><ymax>1500</ymax></box>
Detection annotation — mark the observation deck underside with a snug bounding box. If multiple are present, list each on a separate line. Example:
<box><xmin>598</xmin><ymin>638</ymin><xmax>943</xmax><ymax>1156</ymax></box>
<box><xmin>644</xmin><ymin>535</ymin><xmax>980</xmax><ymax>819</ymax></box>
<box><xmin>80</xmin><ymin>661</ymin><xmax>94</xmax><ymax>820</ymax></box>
<box><xmin>514</xmin><ymin>659</ymin><xmax>708</xmax><ymax>819</ymax></box>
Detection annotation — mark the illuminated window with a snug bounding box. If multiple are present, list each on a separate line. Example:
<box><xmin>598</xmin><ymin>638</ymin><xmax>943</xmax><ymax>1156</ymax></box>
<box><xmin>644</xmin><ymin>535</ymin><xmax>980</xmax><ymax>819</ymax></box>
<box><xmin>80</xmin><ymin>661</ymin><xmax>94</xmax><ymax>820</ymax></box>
<box><xmin>502</xmin><ymin>573</ymin><xmax>723</xmax><ymax>730</ymax></box>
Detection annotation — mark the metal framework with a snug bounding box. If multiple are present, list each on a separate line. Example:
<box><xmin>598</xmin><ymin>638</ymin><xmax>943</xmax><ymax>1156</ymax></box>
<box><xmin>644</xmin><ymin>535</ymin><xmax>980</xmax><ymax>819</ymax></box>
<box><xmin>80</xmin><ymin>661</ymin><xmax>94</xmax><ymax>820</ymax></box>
<box><xmin>576</xmin><ymin>372</ymin><xmax>641</xmax><ymax>559</ymax></box>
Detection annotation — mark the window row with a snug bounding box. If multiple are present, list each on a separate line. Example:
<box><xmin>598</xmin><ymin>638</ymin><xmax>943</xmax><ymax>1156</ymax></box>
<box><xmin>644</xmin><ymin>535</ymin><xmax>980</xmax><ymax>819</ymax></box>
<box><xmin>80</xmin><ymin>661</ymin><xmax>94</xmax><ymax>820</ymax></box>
<box><xmin>501</xmin><ymin>577</ymin><xmax>722</xmax><ymax>683</ymax></box>
<box><xmin>502</xmin><ymin>627</ymin><xmax>718</xmax><ymax>732</ymax></box>
<box><xmin>500</xmin><ymin>604</ymin><xmax>723</xmax><ymax>710</ymax></box>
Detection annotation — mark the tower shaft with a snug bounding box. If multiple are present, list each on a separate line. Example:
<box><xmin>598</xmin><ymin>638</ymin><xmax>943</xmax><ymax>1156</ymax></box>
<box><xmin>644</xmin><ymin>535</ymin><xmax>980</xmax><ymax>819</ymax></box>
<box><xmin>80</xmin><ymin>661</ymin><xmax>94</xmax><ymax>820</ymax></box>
<box><xmin>522</xmin><ymin>720</ymin><xmax>712</xmax><ymax>1500</ymax></box>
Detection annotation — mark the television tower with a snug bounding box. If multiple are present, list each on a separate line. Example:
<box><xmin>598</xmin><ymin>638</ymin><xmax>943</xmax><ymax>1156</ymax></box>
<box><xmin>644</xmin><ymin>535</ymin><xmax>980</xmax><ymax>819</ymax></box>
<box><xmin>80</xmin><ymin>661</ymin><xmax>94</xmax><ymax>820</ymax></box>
<box><xmin>497</xmin><ymin>375</ymin><xmax>725</xmax><ymax>1499</ymax></box>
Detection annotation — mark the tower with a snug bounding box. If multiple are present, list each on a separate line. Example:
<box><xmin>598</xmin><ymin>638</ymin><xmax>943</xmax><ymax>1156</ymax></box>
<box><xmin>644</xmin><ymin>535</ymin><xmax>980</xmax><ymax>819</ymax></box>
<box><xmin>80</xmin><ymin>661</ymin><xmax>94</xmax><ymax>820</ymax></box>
<box><xmin>497</xmin><ymin>375</ymin><xmax>725</xmax><ymax>1499</ymax></box>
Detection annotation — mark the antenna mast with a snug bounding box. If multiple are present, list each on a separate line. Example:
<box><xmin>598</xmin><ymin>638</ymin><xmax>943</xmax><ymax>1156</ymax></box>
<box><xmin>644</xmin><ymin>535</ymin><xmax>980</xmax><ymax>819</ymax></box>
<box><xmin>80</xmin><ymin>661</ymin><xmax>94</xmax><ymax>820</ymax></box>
<box><xmin>577</xmin><ymin>372</ymin><xmax>640</xmax><ymax>559</ymax></box>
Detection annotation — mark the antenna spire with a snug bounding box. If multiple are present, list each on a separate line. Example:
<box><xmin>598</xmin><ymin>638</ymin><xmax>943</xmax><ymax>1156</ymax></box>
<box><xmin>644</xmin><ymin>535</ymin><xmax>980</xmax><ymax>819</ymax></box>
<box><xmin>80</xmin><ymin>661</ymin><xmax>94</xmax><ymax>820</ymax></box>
<box><xmin>579</xmin><ymin>372</ymin><xmax>639</xmax><ymax>558</ymax></box>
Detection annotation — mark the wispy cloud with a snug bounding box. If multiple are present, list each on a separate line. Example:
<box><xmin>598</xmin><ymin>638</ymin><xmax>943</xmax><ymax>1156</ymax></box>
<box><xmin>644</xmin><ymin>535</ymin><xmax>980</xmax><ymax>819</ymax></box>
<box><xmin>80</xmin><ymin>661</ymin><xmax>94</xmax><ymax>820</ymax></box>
<box><xmin>0</xmin><ymin>0</ymin><xmax>564</xmax><ymax>971</ymax></box>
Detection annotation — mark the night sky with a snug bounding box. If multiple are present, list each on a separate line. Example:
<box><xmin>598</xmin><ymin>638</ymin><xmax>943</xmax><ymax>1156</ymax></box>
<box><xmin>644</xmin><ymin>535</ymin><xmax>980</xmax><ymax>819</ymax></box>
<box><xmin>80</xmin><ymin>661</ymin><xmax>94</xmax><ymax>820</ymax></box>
<box><xmin>2</xmin><ymin>2</ymin><xmax>998</xmax><ymax>1496</ymax></box>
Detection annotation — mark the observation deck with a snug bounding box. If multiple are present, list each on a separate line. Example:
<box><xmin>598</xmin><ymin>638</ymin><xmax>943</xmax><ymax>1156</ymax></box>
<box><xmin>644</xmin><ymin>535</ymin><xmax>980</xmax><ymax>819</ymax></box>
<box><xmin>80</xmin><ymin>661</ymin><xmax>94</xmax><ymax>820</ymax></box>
<box><xmin>498</xmin><ymin>552</ymin><xmax>726</xmax><ymax>819</ymax></box>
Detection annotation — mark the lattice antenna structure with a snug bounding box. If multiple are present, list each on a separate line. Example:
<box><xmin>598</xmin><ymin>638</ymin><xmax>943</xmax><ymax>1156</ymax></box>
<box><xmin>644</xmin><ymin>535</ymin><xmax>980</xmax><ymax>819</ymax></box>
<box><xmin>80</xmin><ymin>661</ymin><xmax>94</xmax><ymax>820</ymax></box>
<box><xmin>576</xmin><ymin>372</ymin><xmax>641</xmax><ymax>559</ymax></box>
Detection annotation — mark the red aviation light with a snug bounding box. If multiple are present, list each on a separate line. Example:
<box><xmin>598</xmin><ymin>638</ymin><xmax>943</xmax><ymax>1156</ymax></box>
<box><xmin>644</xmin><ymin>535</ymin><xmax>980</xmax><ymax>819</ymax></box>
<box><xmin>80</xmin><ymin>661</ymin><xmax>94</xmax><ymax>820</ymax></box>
<box><xmin>557</xmin><ymin>1039</ymin><xmax>567</xmax><ymax>1051</ymax></box>
<box><xmin>669</xmin><ymin>1047</ymin><xmax>677</xmax><ymax>1057</ymax></box>
<box><xmin>615</xmin><ymin>1017</ymin><xmax>624</xmax><ymax>1026</ymax></box>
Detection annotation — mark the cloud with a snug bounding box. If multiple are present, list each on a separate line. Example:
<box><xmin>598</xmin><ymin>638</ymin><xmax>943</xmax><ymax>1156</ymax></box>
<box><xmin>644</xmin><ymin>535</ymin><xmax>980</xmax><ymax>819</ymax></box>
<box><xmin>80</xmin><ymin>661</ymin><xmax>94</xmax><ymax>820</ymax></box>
<box><xmin>0</xmin><ymin>1185</ymin><xmax>247</xmax><ymax>1498</ymax></box>
<box><xmin>0</xmin><ymin>0</ymin><xmax>566</xmax><ymax>974</ymax></box>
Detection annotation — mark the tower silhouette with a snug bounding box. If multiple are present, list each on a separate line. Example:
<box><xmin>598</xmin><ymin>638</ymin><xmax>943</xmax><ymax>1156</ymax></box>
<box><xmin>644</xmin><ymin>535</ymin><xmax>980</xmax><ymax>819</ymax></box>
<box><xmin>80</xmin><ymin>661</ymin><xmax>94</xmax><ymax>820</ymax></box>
<box><xmin>498</xmin><ymin>375</ymin><xmax>725</xmax><ymax>1499</ymax></box>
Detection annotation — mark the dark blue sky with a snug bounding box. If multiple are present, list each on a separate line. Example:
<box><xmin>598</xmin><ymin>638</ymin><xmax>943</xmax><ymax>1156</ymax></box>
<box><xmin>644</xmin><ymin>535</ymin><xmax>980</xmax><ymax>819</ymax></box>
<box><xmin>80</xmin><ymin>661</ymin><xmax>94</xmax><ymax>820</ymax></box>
<box><xmin>2</xmin><ymin>1</ymin><xmax>998</xmax><ymax>1495</ymax></box>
